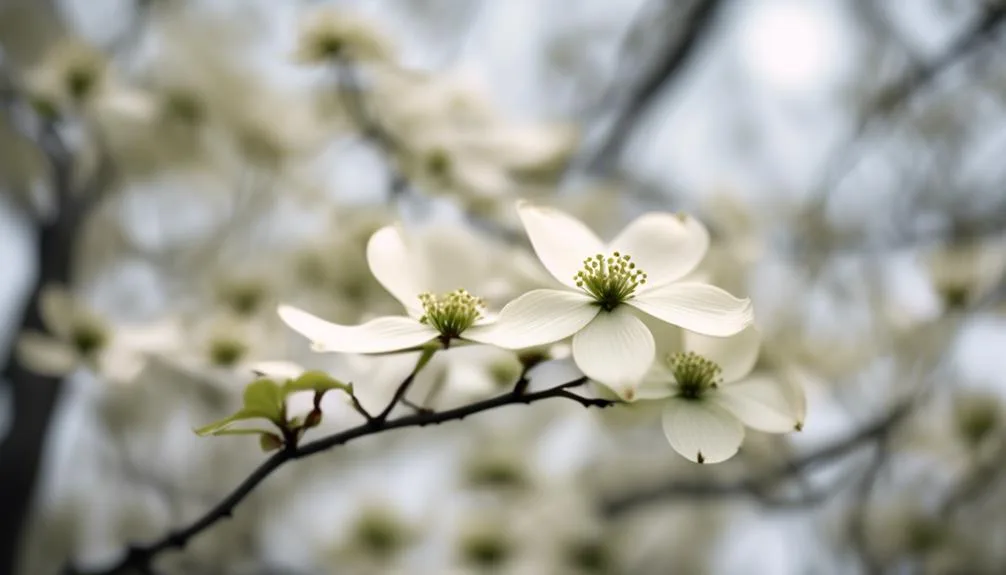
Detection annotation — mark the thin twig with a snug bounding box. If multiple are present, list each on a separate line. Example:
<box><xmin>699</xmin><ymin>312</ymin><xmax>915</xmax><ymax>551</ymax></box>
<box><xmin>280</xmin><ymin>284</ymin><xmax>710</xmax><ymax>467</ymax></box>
<box><xmin>335</xmin><ymin>60</ymin><xmax>409</xmax><ymax>199</ymax></box>
<box><xmin>805</xmin><ymin>4</ymin><xmax>1006</xmax><ymax>236</ymax></box>
<box><xmin>65</xmin><ymin>377</ymin><xmax>608</xmax><ymax>575</ymax></box>
<box><xmin>400</xmin><ymin>396</ymin><xmax>433</xmax><ymax>414</ymax></box>
<box><xmin>348</xmin><ymin>393</ymin><xmax>376</xmax><ymax>423</ymax></box>
<box><xmin>602</xmin><ymin>398</ymin><xmax>914</xmax><ymax>516</ymax></box>
<box><xmin>846</xmin><ymin>438</ymin><xmax>890</xmax><ymax>575</ymax></box>
<box><xmin>587</xmin><ymin>0</ymin><xmax>726</xmax><ymax>175</ymax></box>
<box><xmin>375</xmin><ymin>348</ymin><xmax>435</xmax><ymax>422</ymax></box>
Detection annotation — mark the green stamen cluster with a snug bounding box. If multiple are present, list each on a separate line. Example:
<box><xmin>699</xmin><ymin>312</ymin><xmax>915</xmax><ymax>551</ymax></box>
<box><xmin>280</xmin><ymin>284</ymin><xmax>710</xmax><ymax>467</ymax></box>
<box><xmin>209</xmin><ymin>338</ymin><xmax>248</xmax><ymax>367</ymax></box>
<box><xmin>668</xmin><ymin>351</ymin><xmax>722</xmax><ymax>400</ymax></box>
<box><xmin>564</xmin><ymin>537</ymin><xmax>613</xmax><ymax>573</ymax></box>
<box><xmin>71</xmin><ymin>321</ymin><xmax>108</xmax><ymax>357</ymax></box>
<box><xmin>351</xmin><ymin>509</ymin><xmax>412</xmax><ymax>559</ymax></box>
<box><xmin>418</xmin><ymin>289</ymin><xmax>484</xmax><ymax>338</ymax></box>
<box><xmin>574</xmin><ymin>252</ymin><xmax>647</xmax><ymax>311</ymax></box>
<box><xmin>460</xmin><ymin>529</ymin><xmax>512</xmax><ymax>568</ymax></box>
<box><xmin>425</xmin><ymin>148</ymin><xmax>452</xmax><ymax>179</ymax></box>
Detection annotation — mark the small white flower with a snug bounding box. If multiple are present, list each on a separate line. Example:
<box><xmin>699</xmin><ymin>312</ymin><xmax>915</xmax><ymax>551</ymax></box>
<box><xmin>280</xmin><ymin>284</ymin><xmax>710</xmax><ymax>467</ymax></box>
<box><xmin>636</xmin><ymin>326</ymin><xmax>805</xmax><ymax>464</ymax></box>
<box><xmin>479</xmin><ymin>201</ymin><xmax>754</xmax><ymax>399</ymax></box>
<box><xmin>291</xmin><ymin>8</ymin><xmax>395</xmax><ymax>65</ymax></box>
<box><xmin>278</xmin><ymin>225</ymin><xmax>498</xmax><ymax>354</ymax></box>
<box><xmin>15</xmin><ymin>285</ymin><xmax>181</xmax><ymax>384</ymax></box>
<box><xmin>148</xmin><ymin>314</ymin><xmax>280</xmax><ymax>390</ymax></box>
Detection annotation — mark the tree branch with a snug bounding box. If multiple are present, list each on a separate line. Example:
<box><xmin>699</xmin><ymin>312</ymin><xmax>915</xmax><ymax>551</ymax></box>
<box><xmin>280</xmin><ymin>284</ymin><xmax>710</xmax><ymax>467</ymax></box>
<box><xmin>65</xmin><ymin>377</ymin><xmax>612</xmax><ymax>575</ymax></box>
<box><xmin>807</xmin><ymin>4</ymin><xmax>1006</xmax><ymax>230</ymax></box>
<box><xmin>587</xmin><ymin>0</ymin><xmax>727</xmax><ymax>175</ymax></box>
<box><xmin>0</xmin><ymin>62</ymin><xmax>107</xmax><ymax>575</ymax></box>
<box><xmin>601</xmin><ymin>398</ymin><xmax>914</xmax><ymax>517</ymax></box>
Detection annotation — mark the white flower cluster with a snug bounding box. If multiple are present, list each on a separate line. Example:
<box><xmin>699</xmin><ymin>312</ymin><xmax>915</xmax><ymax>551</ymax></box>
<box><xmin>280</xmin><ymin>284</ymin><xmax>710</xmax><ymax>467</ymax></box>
<box><xmin>276</xmin><ymin>200</ymin><xmax>805</xmax><ymax>463</ymax></box>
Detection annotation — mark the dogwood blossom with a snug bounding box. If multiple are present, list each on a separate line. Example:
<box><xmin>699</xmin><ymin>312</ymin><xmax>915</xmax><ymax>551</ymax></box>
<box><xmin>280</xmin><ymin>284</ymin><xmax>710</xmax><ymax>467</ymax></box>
<box><xmin>14</xmin><ymin>285</ymin><xmax>182</xmax><ymax>384</ymax></box>
<box><xmin>278</xmin><ymin>225</ymin><xmax>499</xmax><ymax>354</ymax></box>
<box><xmin>479</xmin><ymin>201</ymin><xmax>754</xmax><ymax>399</ymax></box>
<box><xmin>636</xmin><ymin>326</ymin><xmax>805</xmax><ymax>463</ymax></box>
<box><xmin>291</xmin><ymin>7</ymin><xmax>395</xmax><ymax>65</ymax></box>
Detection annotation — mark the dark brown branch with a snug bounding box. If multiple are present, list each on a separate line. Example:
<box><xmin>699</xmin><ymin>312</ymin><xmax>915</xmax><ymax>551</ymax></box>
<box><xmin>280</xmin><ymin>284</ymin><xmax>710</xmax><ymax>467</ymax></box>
<box><xmin>587</xmin><ymin>0</ymin><xmax>726</xmax><ymax>174</ymax></box>
<box><xmin>374</xmin><ymin>350</ymin><xmax>431</xmax><ymax>422</ymax></box>
<box><xmin>846</xmin><ymin>436</ymin><xmax>891</xmax><ymax>575</ymax></box>
<box><xmin>65</xmin><ymin>377</ymin><xmax>612</xmax><ymax>575</ymax></box>
<box><xmin>601</xmin><ymin>398</ymin><xmax>914</xmax><ymax>517</ymax></box>
<box><xmin>0</xmin><ymin>62</ymin><xmax>109</xmax><ymax>575</ymax></box>
<box><xmin>335</xmin><ymin>60</ymin><xmax>409</xmax><ymax>199</ymax></box>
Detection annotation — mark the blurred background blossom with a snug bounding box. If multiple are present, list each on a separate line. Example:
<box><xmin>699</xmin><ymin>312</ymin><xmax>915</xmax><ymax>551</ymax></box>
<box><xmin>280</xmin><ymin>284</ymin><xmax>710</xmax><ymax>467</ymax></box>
<box><xmin>2</xmin><ymin>0</ymin><xmax>1006</xmax><ymax>573</ymax></box>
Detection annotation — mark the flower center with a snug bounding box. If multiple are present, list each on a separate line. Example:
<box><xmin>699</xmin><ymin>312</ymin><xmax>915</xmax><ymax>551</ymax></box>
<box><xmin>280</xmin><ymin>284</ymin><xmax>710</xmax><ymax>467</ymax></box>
<box><xmin>574</xmin><ymin>252</ymin><xmax>647</xmax><ymax>311</ymax></box>
<box><xmin>667</xmin><ymin>351</ymin><xmax>722</xmax><ymax>400</ymax></box>
<box><xmin>460</xmin><ymin>528</ymin><xmax>511</xmax><ymax>568</ymax></box>
<box><xmin>425</xmin><ymin>148</ymin><xmax>452</xmax><ymax>179</ymax></box>
<box><xmin>209</xmin><ymin>338</ymin><xmax>248</xmax><ymax>367</ymax></box>
<box><xmin>418</xmin><ymin>289</ymin><xmax>485</xmax><ymax>339</ymax></box>
<box><xmin>71</xmin><ymin>321</ymin><xmax>107</xmax><ymax>358</ymax></box>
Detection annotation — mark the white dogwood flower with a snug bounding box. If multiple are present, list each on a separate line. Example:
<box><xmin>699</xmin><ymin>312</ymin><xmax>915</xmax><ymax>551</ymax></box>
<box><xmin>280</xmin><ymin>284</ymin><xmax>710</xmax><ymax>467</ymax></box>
<box><xmin>15</xmin><ymin>285</ymin><xmax>182</xmax><ymax>384</ymax></box>
<box><xmin>278</xmin><ymin>225</ymin><xmax>498</xmax><ymax>354</ymax></box>
<box><xmin>636</xmin><ymin>326</ymin><xmax>805</xmax><ymax>463</ymax></box>
<box><xmin>480</xmin><ymin>201</ymin><xmax>753</xmax><ymax>399</ymax></box>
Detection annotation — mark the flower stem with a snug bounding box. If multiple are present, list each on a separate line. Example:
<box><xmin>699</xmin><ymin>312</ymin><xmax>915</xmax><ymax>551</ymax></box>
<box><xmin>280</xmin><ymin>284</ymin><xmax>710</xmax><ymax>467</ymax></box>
<box><xmin>375</xmin><ymin>347</ymin><xmax>437</xmax><ymax>422</ymax></box>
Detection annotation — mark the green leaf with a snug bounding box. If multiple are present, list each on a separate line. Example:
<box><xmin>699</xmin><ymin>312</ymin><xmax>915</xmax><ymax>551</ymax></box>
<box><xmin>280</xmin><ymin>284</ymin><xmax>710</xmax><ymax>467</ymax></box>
<box><xmin>194</xmin><ymin>408</ymin><xmax>277</xmax><ymax>437</ymax></box>
<box><xmin>242</xmin><ymin>378</ymin><xmax>286</xmax><ymax>423</ymax></box>
<box><xmin>282</xmin><ymin>370</ymin><xmax>350</xmax><ymax>395</ymax></box>
<box><xmin>205</xmin><ymin>427</ymin><xmax>277</xmax><ymax>437</ymax></box>
<box><xmin>195</xmin><ymin>378</ymin><xmax>288</xmax><ymax>439</ymax></box>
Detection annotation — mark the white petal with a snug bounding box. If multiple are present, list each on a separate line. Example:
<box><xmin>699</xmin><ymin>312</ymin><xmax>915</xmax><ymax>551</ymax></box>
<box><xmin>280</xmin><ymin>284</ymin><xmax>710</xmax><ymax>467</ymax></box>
<box><xmin>516</xmin><ymin>201</ymin><xmax>605</xmax><ymax>289</ymax></box>
<box><xmin>776</xmin><ymin>365</ymin><xmax>809</xmax><ymax>428</ymax></box>
<box><xmin>473</xmin><ymin>289</ymin><xmax>598</xmax><ymax>349</ymax></box>
<box><xmin>416</xmin><ymin>225</ymin><xmax>491</xmax><ymax>296</ymax></box>
<box><xmin>98</xmin><ymin>345</ymin><xmax>148</xmax><ymax>384</ymax></box>
<box><xmin>39</xmin><ymin>284</ymin><xmax>77</xmax><ymax>340</ymax></box>
<box><xmin>662</xmin><ymin>400</ymin><xmax>744</xmax><ymax>464</ymax></box>
<box><xmin>683</xmin><ymin>326</ymin><xmax>761</xmax><ymax>383</ymax></box>
<box><xmin>15</xmin><ymin>331</ymin><xmax>79</xmax><ymax>376</ymax></box>
<box><xmin>637</xmin><ymin>311</ymin><xmax>684</xmax><ymax>357</ymax></box>
<box><xmin>711</xmin><ymin>375</ymin><xmax>803</xmax><ymax>433</ymax></box>
<box><xmin>116</xmin><ymin>318</ymin><xmax>184</xmax><ymax>354</ymax></box>
<box><xmin>630</xmin><ymin>282</ymin><xmax>753</xmax><ymax>337</ymax></box>
<box><xmin>610</xmin><ymin>212</ymin><xmax>710</xmax><ymax>288</ymax></box>
<box><xmin>366</xmin><ymin>225</ymin><xmax>426</xmax><ymax>312</ymax></box>
<box><xmin>475</xmin><ymin>123</ymin><xmax>576</xmax><ymax>170</ymax></box>
<box><xmin>571</xmin><ymin>308</ymin><xmax>654</xmax><ymax>399</ymax></box>
<box><xmin>634</xmin><ymin>357</ymin><xmax>677</xmax><ymax>401</ymax></box>
<box><xmin>278</xmin><ymin>305</ymin><xmax>437</xmax><ymax>354</ymax></box>
<box><xmin>452</xmin><ymin>155</ymin><xmax>514</xmax><ymax>199</ymax></box>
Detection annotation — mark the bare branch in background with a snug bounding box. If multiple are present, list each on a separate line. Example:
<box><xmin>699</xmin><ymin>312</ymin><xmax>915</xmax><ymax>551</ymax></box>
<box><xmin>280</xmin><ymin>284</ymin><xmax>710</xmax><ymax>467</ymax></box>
<box><xmin>0</xmin><ymin>24</ymin><xmax>123</xmax><ymax>574</ymax></box>
<box><xmin>845</xmin><ymin>437</ymin><xmax>890</xmax><ymax>575</ymax></box>
<box><xmin>586</xmin><ymin>0</ymin><xmax>727</xmax><ymax>176</ymax></box>
<box><xmin>801</xmin><ymin>4</ymin><xmax>1006</xmax><ymax>254</ymax></box>
<box><xmin>601</xmin><ymin>398</ymin><xmax>914</xmax><ymax>517</ymax></box>
<box><xmin>0</xmin><ymin>68</ymin><xmax>91</xmax><ymax>575</ymax></box>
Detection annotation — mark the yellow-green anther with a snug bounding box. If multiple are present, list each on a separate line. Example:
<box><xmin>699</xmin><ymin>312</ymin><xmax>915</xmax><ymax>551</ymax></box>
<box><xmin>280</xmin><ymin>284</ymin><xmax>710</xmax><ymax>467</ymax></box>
<box><xmin>71</xmin><ymin>321</ymin><xmax>107</xmax><ymax>357</ymax></box>
<box><xmin>209</xmin><ymin>338</ymin><xmax>248</xmax><ymax>367</ymax></box>
<box><xmin>418</xmin><ymin>289</ymin><xmax>485</xmax><ymax>339</ymax></box>
<box><xmin>573</xmin><ymin>252</ymin><xmax>647</xmax><ymax>311</ymax></box>
<box><xmin>667</xmin><ymin>351</ymin><xmax>722</xmax><ymax>400</ymax></box>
